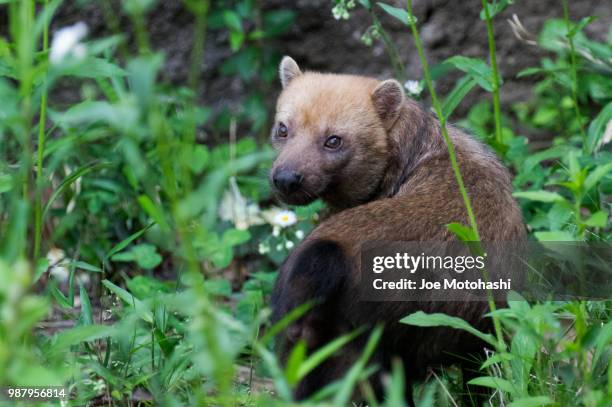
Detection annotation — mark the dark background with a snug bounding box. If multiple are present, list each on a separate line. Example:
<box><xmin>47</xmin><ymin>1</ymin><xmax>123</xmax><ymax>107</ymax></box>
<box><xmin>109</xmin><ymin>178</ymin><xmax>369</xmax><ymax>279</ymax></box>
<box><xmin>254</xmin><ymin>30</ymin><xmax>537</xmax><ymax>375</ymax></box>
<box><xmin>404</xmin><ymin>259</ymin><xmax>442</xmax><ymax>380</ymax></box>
<box><xmin>7</xmin><ymin>0</ymin><xmax>610</xmax><ymax>137</ymax></box>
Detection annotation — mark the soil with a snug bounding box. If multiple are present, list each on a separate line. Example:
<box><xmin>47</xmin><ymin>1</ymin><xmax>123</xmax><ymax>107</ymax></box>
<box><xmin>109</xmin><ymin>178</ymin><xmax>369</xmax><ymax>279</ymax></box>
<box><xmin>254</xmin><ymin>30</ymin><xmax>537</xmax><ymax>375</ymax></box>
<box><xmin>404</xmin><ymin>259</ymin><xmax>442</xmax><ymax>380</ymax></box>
<box><xmin>3</xmin><ymin>0</ymin><xmax>610</xmax><ymax>135</ymax></box>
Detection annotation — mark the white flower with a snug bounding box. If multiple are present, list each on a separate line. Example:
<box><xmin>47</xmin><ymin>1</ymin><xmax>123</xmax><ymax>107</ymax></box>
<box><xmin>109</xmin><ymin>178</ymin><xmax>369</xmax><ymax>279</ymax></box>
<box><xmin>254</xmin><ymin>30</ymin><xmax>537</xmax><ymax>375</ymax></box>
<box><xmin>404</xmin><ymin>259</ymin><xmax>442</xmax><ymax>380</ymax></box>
<box><xmin>258</xmin><ymin>243</ymin><xmax>270</xmax><ymax>254</ymax></box>
<box><xmin>273</xmin><ymin>209</ymin><xmax>297</xmax><ymax>227</ymax></box>
<box><xmin>404</xmin><ymin>80</ymin><xmax>423</xmax><ymax>96</ymax></box>
<box><xmin>218</xmin><ymin>177</ymin><xmax>264</xmax><ymax>230</ymax></box>
<box><xmin>47</xmin><ymin>247</ymin><xmax>69</xmax><ymax>282</ymax></box>
<box><xmin>49</xmin><ymin>22</ymin><xmax>89</xmax><ymax>64</ymax></box>
<box><xmin>332</xmin><ymin>1</ymin><xmax>354</xmax><ymax>20</ymax></box>
<box><xmin>285</xmin><ymin>240</ymin><xmax>295</xmax><ymax>249</ymax></box>
<box><xmin>272</xmin><ymin>226</ymin><xmax>280</xmax><ymax>237</ymax></box>
<box><xmin>275</xmin><ymin>243</ymin><xmax>283</xmax><ymax>251</ymax></box>
<box><xmin>295</xmin><ymin>230</ymin><xmax>304</xmax><ymax>239</ymax></box>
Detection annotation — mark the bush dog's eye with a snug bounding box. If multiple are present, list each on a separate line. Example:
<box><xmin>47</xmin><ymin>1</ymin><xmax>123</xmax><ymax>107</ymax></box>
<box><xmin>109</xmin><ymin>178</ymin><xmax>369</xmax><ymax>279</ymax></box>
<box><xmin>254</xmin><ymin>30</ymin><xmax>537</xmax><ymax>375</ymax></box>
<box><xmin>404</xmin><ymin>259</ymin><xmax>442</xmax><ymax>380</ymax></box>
<box><xmin>277</xmin><ymin>123</ymin><xmax>288</xmax><ymax>138</ymax></box>
<box><xmin>324</xmin><ymin>135</ymin><xmax>342</xmax><ymax>149</ymax></box>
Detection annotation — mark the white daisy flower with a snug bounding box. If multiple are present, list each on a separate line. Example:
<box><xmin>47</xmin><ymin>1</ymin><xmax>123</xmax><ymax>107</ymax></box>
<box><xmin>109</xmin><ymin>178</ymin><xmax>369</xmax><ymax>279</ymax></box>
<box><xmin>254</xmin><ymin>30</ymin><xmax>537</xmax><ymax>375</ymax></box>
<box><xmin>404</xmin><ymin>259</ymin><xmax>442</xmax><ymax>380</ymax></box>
<box><xmin>49</xmin><ymin>22</ymin><xmax>88</xmax><ymax>64</ymax></box>
<box><xmin>295</xmin><ymin>230</ymin><xmax>304</xmax><ymax>239</ymax></box>
<box><xmin>404</xmin><ymin>80</ymin><xmax>423</xmax><ymax>96</ymax></box>
<box><xmin>272</xmin><ymin>209</ymin><xmax>297</xmax><ymax>228</ymax></box>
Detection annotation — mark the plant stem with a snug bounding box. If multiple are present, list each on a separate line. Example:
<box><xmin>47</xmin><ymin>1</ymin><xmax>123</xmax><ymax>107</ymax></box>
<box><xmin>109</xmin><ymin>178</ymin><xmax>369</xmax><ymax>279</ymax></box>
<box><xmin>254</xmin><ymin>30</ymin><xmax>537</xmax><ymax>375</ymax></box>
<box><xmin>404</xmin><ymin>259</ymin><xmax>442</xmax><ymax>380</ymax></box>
<box><xmin>133</xmin><ymin>13</ymin><xmax>150</xmax><ymax>54</ymax></box>
<box><xmin>562</xmin><ymin>0</ymin><xmax>587</xmax><ymax>146</ymax></box>
<box><xmin>481</xmin><ymin>0</ymin><xmax>503</xmax><ymax>148</ymax></box>
<box><xmin>16</xmin><ymin>0</ymin><xmax>35</xmax><ymax>202</ymax></box>
<box><xmin>184</xmin><ymin>0</ymin><xmax>210</xmax><ymax>192</ymax></box>
<box><xmin>12</xmin><ymin>0</ymin><xmax>36</xmax><ymax>260</ymax></box>
<box><xmin>405</xmin><ymin>0</ymin><xmax>509</xmax><ymax>357</ymax></box>
<box><xmin>34</xmin><ymin>0</ymin><xmax>50</xmax><ymax>260</ymax></box>
<box><xmin>366</xmin><ymin>6</ymin><xmax>406</xmax><ymax>82</ymax></box>
<box><xmin>188</xmin><ymin>2</ymin><xmax>210</xmax><ymax>91</ymax></box>
<box><xmin>405</xmin><ymin>1</ymin><xmax>480</xmax><ymax>242</ymax></box>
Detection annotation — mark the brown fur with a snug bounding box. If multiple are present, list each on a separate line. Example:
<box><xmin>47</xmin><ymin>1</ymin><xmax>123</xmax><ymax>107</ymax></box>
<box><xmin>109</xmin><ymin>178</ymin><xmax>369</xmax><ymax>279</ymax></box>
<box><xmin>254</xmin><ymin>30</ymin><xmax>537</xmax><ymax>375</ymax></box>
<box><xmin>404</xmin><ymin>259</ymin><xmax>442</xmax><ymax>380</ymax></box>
<box><xmin>270</xmin><ymin>57</ymin><xmax>525</xmax><ymax>403</ymax></box>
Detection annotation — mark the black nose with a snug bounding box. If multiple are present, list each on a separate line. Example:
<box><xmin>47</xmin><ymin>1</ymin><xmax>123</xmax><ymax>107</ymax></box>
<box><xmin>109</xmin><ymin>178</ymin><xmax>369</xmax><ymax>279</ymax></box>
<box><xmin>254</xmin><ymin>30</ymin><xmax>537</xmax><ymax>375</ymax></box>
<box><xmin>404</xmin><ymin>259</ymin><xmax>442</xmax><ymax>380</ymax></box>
<box><xmin>273</xmin><ymin>169</ymin><xmax>303</xmax><ymax>194</ymax></box>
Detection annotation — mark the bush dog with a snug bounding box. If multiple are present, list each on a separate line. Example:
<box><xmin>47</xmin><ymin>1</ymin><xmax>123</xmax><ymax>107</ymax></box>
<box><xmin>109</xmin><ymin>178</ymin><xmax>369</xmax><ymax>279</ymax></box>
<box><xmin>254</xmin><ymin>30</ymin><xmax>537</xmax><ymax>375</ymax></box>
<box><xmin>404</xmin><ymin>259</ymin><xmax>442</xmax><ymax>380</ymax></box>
<box><xmin>269</xmin><ymin>56</ymin><xmax>524</xmax><ymax>403</ymax></box>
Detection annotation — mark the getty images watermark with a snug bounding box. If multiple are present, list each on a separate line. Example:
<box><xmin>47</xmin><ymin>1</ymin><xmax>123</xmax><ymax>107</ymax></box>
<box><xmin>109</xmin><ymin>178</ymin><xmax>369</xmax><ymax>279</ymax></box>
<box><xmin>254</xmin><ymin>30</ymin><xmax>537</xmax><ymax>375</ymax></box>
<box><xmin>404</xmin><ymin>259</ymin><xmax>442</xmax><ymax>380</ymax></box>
<box><xmin>359</xmin><ymin>241</ymin><xmax>612</xmax><ymax>302</ymax></box>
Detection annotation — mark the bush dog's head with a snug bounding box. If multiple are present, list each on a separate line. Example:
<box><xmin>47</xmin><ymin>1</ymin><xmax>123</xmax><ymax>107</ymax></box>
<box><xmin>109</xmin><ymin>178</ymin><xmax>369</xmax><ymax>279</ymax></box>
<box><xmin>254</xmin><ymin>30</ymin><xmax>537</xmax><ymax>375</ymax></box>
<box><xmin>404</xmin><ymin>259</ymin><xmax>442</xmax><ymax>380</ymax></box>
<box><xmin>270</xmin><ymin>56</ymin><xmax>405</xmax><ymax>209</ymax></box>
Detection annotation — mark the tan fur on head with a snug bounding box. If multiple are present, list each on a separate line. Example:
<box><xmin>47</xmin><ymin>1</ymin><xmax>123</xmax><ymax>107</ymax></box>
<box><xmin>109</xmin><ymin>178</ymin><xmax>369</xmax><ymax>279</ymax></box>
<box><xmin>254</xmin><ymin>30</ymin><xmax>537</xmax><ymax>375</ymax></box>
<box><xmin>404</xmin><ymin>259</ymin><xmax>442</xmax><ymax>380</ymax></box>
<box><xmin>271</xmin><ymin>69</ymin><xmax>390</xmax><ymax>210</ymax></box>
<box><xmin>279</xmin><ymin>56</ymin><xmax>302</xmax><ymax>88</ymax></box>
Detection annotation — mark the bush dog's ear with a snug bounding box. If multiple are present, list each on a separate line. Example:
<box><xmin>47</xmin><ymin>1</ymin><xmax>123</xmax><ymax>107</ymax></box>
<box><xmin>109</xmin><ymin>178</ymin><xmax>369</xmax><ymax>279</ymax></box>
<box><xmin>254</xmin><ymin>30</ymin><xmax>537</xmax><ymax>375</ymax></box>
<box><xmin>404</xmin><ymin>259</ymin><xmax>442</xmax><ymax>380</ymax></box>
<box><xmin>279</xmin><ymin>56</ymin><xmax>302</xmax><ymax>88</ymax></box>
<box><xmin>371</xmin><ymin>79</ymin><xmax>405</xmax><ymax>128</ymax></box>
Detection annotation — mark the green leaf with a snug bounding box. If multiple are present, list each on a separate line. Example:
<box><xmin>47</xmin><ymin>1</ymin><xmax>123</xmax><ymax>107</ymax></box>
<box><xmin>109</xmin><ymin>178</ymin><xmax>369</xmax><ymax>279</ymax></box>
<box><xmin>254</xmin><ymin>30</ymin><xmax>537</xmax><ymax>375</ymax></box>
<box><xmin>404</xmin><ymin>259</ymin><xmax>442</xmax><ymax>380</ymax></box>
<box><xmin>105</xmin><ymin>223</ymin><xmax>155</xmax><ymax>260</ymax></box>
<box><xmin>229</xmin><ymin>31</ymin><xmax>245</xmax><ymax>51</ymax></box>
<box><xmin>479</xmin><ymin>0</ymin><xmax>514</xmax><ymax>20</ymax></box>
<box><xmin>480</xmin><ymin>352</ymin><xmax>514</xmax><ymax>369</ymax></box>
<box><xmin>55</xmin><ymin>99</ymin><xmax>139</xmax><ymax>131</ymax></box>
<box><xmin>568</xmin><ymin>16</ymin><xmax>596</xmax><ymax>37</ymax></box>
<box><xmin>586</xmin><ymin>101</ymin><xmax>612</xmax><ymax>154</ymax></box>
<box><xmin>78</xmin><ymin>281</ymin><xmax>94</xmax><ymax>326</ymax></box>
<box><xmin>400</xmin><ymin>311</ymin><xmax>497</xmax><ymax>346</ymax></box>
<box><xmin>584</xmin><ymin>211</ymin><xmax>608</xmax><ymax>228</ymax></box>
<box><xmin>534</xmin><ymin>230</ymin><xmax>575</xmax><ymax>242</ymax></box>
<box><xmin>43</xmin><ymin>161</ymin><xmax>110</xmax><ymax>218</ymax></box>
<box><xmin>512</xmin><ymin>190</ymin><xmax>566</xmax><ymax>203</ymax></box>
<box><xmin>56</xmin><ymin>57</ymin><xmax>127</xmax><ymax>79</ymax></box>
<box><xmin>127</xmin><ymin>275</ymin><xmax>170</xmax><ymax>299</ymax></box>
<box><xmin>377</xmin><ymin>2</ymin><xmax>417</xmax><ymax>25</ymax></box>
<box><xmin>584</xmin><ymin>162</ymin><xmax>612</xmax><ymax>191</ymax></box>
<box><xmin>187</xmin><ymin>145</ymin><xmax>210</xmax><ymax>174</ymax></box>
<box><xmin>442</xmin><ymin>75</ymin><xmax>477</xmax><ymax>118</ymax></box>
<box><xmin>334</xmin><ymin>325</ymin><xmax>384</xmax><ymax>405</ymax></box>
<box><xmin>593</xmin><ymin>321</ymin><xmax>612</xmax><ymax>367</ymax></box>
<box><xmin>33</xmin><ymin>0</ymin><xmax>62</xmax><ymax>42</ymax></box>
<box><xmin>223</xmin><ymin>10</ymin><xmax>243</xmax><ymax>32</ymax></box>
<box><xmin>137</xmin><ymin>195</ymin><xmax>169</xmax><ymax>231</ymax></box>
<box><xmin>508</xmin><ymin>396</ymin><xmax>554</xmax><ymax>407</ymax></box>
<box><xmin>102</xmin><ymin>280</ymin><xmax>153</xmax><ymax>324</ymax></box>
<box><xmin>521</xmin><ymin>145</ymin><xmax>573</xmax><ymax>174</ymax></box>
<box><xmin>132</xmin><ymin>244</ymin><xmax>162</xmax><ymax>269</ymax></box>
<box><xmin>547</xmin><ymin>202</ymin><xmax>573</xmax><ymax>230</ymax></box>
<box><xmin>203</xmin><ymin>279</ymin><xmax>232</xmax><ymax>297</ymax></box>
<box><xmin>262</xmin><ymin>10</ymin><xmax>296</xmax><ymax>36</ymax></box>
<box><xmin>70</xmin><ymin>260</ymin><xmax>102</xmax><ymax>273</ymax></box>
<box><xmin>123</xmin><ymin>0</ymin><xmax>155</xmax><ymax>16</ymax></box>
<box><xmin>222</xmin><ymin>228</ymin><xmax>251</xmax><ymax>247</ymax></box>
<box><xmin>447</xmin><ymin>222</ymin><xmax>479</xmax><ymax>242</ymax></box>
<box><xmin>210</xmin><ymin>246</ymin><xmax>233</xmax><ymax>269</ymax></box>
<box><xmin>285</xmin><ymin>341</ymin><xmax>307</xmax><ymax>385</ymax></box>
<box><xmin>127</xmin><ymin>54</ymin><xmax>164</xmax><ymax>109</ymax></box>
<box><xmin>296</xmin><ymin>327</ymin><xmax>366</xmax><ymax>382</ymax></box>
<box><xmin>445</xmin><ymin>56</ymin><xmax>497</xmax><ymax>92</ymax></box>
<box><xmin>259</xmin><ymin>302</ymin><xmax>313</xmax><ymax>346</ymax></box>
<box><xmin>516</xmin><ymin>67</ymin><xmax>548</xmax><ymax>78</ymax></box>
<box><xmin>468</xmin><ymin>376</ymin><xmax>517</xmax><ymax>394</ymax></box>
<box><xmin>51</xmin><ymin>325</ymin><xmax>116</xmax><ymax>354</ymax></box>
<box><xmin>0</xmin><ymin>173</ymin><xmax>12</xmax><ymax>193</ymax></box>
<box><xmin>50</xmin><ymin>285</ymin><xmax>72</xmax><ymax>308</ymax></box>
<box><xmin>254</xmin><ymin>343</ymin><xmax>293</xmax><ymax>401</ymax></box>
<box><xmin>112</xmin><ymin>243</ymin><xmax>162</xmax><ymax>270</ymax></box>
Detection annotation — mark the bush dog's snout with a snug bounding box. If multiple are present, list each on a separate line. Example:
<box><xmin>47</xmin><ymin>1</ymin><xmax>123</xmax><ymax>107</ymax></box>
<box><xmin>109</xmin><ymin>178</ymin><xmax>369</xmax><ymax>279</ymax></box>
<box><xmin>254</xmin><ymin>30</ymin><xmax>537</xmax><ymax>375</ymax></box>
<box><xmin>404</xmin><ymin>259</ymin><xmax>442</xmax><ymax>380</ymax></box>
<box><xmin>272</xmin><ymin>168</ymin><xmax>303</xmax><ymax>195</ymax></box>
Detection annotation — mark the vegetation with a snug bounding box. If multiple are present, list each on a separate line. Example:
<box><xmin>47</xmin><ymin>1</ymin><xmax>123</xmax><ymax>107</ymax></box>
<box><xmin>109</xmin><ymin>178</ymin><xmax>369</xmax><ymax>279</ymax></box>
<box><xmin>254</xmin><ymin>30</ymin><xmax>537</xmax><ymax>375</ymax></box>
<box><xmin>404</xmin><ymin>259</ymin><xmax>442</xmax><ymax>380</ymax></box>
<box><xmin>0</xmin><ymin>0</ymin><xmax>611</xmax><ymax>405</ymax></box>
